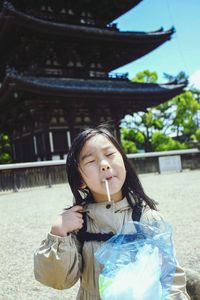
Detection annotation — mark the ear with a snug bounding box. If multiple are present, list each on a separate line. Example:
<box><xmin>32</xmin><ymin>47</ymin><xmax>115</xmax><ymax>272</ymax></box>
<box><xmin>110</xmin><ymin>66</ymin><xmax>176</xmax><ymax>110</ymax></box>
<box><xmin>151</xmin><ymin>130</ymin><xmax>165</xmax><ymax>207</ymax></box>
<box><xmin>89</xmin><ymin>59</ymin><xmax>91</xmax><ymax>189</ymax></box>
<box><xmin>79</xmin><ymin>182</ymin><xmax>87</xmax><ymax>189</ymax></box>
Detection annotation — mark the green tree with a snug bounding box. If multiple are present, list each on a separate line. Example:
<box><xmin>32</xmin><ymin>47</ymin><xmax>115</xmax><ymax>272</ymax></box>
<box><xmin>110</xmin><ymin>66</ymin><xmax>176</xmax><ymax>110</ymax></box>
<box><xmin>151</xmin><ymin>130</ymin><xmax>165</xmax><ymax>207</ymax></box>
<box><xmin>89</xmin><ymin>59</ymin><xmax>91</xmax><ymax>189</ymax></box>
<box><xmin>121</xmin><ymin>111</ymin><xmax>164</xmax><ymax>152</ymax></box>
<box><xmin>120</xmin><ymin>70</ymin><xmax>200</xmax><ymax>153</ymax></box>
<box><xmin>171</xmin><ymin>91</ymin><xmax>200</xmax><ymax>139</ymax></box>
<box><xmin>121</xmin><ymin>70</ymin><xmax>163</xmax><ymax>152</ymax></box>
<box><xmin>120</xmin><ymin>128</ymin><xmax>140</xmax><ymax>153</ymax></box>
<box><xmin>132</xmin><ymin>70</ymin><xmax>158</xmax><ymax>83</ymax></box>
<box><xmin>191</xmin><ymin>128</ymin><xmax>200</xmax><ymax>145</ymax></box>
<box><xmin>155</xmin><ymin>91</ymin><xmax>200</xmax><ymax>139</ymax></box>
<box><xmin>189</xmin><ymin>88</ymin><xmax>200</xmax><ymax>129</ymax></box>
<box><xmin>152</xmin><ymin>132</ymin><xmax>187</xmax><ymax>151</ymax></box>
<box><xmin>0</xmin><ymin>133</ymin><xmax>12</xmax><ymax>164</ymax></box>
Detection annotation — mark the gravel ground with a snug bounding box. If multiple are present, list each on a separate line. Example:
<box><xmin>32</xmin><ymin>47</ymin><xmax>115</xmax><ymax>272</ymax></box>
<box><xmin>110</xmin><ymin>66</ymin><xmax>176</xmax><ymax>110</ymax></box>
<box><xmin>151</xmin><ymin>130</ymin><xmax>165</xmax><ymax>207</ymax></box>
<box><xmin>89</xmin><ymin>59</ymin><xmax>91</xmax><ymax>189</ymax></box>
<box><xmin>0</xmin><ymin>170</ymin><xmax>200</xmax><ymax>300</ymax></box>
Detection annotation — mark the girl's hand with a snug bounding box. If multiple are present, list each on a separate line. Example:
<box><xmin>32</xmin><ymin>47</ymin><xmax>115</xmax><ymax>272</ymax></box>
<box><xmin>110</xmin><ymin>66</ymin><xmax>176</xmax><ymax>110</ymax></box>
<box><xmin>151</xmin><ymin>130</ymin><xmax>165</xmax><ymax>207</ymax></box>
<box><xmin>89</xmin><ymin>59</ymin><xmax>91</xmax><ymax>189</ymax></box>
<box><xmin>50</xmin><ymin>205</ymin><xmax>84</xmax><ymax>237</ymax></box>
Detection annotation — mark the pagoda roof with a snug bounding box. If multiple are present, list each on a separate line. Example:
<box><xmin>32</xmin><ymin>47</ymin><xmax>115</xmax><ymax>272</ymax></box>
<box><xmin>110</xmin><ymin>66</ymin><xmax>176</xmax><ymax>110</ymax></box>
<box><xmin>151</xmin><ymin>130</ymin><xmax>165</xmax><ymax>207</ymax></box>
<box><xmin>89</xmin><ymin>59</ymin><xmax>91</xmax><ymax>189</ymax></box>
<box><xmin>9</xmin><ymin>0</ymin><xmax>143</xmax><ymax>24</ymax></box>
<box><xmin>0</xmin><ymin>4</ymin><xmax>174</xmax><ymax>40</ymax></box>
<box><xmin>0</xmin><ymin>71</ymin><xmax>187</xmax><ymax>112</ymax></box>
<box><xmin>0</xmin><ymin>3</ymin><xmax>174</xmax><ymax>70</ymax></box>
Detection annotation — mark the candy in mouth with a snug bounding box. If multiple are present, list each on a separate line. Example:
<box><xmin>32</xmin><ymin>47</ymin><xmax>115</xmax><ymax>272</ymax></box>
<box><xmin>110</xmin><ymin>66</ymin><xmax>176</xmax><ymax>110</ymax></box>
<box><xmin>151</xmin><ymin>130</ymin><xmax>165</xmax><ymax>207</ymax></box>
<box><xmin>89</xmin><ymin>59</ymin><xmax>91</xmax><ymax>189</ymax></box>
<box><xmin>104</xmin><ymin>179</ymin><xmax>111</xmax><ymax>202</ymax></box>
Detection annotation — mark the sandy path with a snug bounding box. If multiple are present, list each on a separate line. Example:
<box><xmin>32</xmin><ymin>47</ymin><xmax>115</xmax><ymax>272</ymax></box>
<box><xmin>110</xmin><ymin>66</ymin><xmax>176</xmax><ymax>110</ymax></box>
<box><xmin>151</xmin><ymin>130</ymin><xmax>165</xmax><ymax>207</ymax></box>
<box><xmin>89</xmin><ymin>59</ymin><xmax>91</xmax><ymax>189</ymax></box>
<box><xmin>0</xmin><ymin>170</ymin><xmax>199</xmax><ymax>300</ymax></box>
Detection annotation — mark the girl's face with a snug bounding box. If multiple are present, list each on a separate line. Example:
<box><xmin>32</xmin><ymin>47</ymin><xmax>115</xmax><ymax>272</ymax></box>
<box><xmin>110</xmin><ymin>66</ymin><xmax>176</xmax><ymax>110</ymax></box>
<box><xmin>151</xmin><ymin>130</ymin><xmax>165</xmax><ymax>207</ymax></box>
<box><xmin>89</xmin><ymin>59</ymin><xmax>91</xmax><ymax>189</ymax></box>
<box><xmin>78</xmin><ymin>134</ymin><xmax>126</xmax><ymax>202</ymax></box>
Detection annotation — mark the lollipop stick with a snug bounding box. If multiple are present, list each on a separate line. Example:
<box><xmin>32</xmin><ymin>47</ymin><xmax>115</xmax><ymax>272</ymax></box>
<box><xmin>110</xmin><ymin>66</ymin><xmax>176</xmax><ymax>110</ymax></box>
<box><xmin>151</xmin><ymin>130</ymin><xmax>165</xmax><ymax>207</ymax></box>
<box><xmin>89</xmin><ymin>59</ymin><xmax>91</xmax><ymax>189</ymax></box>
<box><xmin>104</xmin><ymin>179</ymin><xmax>111</xmax><ymax>202</ymax></box>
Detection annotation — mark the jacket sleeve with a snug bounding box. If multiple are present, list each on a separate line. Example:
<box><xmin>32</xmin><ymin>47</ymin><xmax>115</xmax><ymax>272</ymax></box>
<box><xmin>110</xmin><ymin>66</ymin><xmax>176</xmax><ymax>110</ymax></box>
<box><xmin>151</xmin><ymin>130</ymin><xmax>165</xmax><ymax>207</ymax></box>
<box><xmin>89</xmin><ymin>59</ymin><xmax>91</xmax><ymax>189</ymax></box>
<box><xmin>34</xmin><ymin>232</ymin><xmax>82</xmax><ymax>290</ymax></box>
<box><xmin>141</xmin><ymin>208</ymin><xmax>190</xmax><ymax>300</ymax></box>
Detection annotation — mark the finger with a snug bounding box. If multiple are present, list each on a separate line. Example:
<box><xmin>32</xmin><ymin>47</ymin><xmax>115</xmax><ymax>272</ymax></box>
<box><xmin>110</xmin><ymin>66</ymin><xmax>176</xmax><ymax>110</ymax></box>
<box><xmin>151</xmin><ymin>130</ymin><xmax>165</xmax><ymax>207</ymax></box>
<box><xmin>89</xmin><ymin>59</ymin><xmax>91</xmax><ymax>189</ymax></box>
<box><xmin>79</xmin><ymin>218</ymin><xmax>84</xmax><ymax>224</ymax></box>
<box><xmin>74</xmin><ymin>212</ymin><xmax>83</xmax><ymax>219</ymax></box>
<box><xmin>76</xmin><ymin>218</ymin><xmax>84</xmax><ymax>227</ymax></box>
<box><xmin>71</xmin><ymin>205</ymin><xmax>84</xmax><ymax>212</ymax></box>
<box><xmin>78</xmin><ymin>221</ymin><xmax>84</xmax><ymax>229</ymax></box>
<box><xmin>63</xmin><ymin>205</ymin><xmax>73</xmax><ymax>210</ymax></box>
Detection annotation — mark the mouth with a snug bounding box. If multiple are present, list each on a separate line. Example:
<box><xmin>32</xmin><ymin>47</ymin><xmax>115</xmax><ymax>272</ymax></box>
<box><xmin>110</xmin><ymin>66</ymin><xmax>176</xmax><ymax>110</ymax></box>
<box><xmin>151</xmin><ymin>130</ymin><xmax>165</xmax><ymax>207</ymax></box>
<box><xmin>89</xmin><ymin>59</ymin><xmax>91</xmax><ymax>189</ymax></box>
<box><xmin>104</xmin><ymin>176</ymin><xmax>113</xmax><ymax>181</ymax></box>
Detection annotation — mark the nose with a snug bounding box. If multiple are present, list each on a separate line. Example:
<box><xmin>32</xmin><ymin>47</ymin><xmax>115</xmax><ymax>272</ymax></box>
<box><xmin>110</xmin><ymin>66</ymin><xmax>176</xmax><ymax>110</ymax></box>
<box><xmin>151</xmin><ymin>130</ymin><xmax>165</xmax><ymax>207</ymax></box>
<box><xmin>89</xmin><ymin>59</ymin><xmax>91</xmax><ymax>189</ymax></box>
<box><xmin>100</xmin><ymin>160</ymin><xmax>110</xmax><ymax>172</ymax></box>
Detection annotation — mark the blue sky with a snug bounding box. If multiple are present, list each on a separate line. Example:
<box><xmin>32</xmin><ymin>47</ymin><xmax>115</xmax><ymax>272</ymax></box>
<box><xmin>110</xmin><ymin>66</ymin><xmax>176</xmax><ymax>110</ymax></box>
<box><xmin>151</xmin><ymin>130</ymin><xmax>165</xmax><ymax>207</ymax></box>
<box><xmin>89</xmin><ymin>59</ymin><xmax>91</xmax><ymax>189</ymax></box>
<box><xmin>111</xmin><ymin>0</ymin><xmax>200</xmax><ymax>86</ymax></box>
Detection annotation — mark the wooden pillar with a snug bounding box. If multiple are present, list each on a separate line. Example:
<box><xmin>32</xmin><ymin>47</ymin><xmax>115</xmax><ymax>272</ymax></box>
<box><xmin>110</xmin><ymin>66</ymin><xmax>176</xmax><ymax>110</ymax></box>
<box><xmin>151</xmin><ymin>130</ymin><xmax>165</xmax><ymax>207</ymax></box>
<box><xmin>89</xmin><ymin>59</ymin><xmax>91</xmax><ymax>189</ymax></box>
<box><xmin>110</xmin><ymin>108</ymin><xmax>123</xmax><ymax>144</ymax></box>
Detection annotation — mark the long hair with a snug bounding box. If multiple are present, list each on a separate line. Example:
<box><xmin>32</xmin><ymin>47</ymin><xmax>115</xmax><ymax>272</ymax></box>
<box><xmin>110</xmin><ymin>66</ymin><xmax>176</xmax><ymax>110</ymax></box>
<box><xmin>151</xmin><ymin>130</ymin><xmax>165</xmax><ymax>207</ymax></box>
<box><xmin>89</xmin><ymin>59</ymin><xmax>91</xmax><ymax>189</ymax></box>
<box><xmin>66</xmin><ymin>125</ymin><xmax>157</xmax><ymax>210</ymax></box>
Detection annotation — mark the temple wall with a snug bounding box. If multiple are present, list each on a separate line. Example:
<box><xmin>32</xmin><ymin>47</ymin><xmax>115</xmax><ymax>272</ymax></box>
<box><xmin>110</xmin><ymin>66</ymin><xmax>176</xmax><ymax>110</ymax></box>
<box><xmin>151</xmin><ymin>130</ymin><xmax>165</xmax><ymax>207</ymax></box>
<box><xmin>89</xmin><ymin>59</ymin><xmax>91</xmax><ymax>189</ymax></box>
<box><xmin>0</xmin><ymin>149</ymin><xmax>199</xmax><ymax>192</ymax></box>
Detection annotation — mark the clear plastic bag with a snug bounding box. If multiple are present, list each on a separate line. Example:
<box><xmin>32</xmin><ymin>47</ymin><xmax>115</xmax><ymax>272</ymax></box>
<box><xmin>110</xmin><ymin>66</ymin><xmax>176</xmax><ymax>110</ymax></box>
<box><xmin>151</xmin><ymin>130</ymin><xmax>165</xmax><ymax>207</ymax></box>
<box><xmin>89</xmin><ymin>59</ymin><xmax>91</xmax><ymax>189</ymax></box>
<box><xmin>95</xmin><ymin>221</ymin><xmax>176</xmax><ymax>300</ymax></box>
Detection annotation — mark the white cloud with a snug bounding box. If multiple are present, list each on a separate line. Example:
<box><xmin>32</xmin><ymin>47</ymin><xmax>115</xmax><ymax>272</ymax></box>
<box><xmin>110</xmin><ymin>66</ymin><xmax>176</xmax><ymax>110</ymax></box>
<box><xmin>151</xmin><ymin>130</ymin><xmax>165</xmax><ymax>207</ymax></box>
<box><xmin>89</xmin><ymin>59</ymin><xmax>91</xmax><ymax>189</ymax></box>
<box><xmin>189</xmin><ymin>70</ymin><xmax>200</xmax><ymax>90</ymax></box>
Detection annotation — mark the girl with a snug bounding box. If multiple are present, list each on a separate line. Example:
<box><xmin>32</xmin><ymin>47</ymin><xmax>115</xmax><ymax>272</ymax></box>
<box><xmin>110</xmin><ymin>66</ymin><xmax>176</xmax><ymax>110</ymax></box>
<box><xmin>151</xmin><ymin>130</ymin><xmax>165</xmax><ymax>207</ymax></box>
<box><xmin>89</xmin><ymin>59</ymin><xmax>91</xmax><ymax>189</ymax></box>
<box><xmin>34</xmin><ymin>125</ymin><xmax>190</xmax><ymax>299</ymax></box>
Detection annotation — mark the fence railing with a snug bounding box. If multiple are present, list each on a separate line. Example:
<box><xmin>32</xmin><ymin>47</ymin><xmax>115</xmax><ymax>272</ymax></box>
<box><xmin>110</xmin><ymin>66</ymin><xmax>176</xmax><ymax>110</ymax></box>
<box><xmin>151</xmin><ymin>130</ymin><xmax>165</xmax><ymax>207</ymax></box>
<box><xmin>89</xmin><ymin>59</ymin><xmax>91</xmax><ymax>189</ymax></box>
<box><xmin>0</xmin><ymin>149</ymin><xmax>199</xmax><ymax>192</ymax></box>
<box><xmin>0</xmin><ymin>161</ymin><xmax>67</xmax><ymax>192</ymax></box>
<box><xmin>127</xmin><ymin>148</ymin><xmax>200</xmax><ymax>174</ymax></box>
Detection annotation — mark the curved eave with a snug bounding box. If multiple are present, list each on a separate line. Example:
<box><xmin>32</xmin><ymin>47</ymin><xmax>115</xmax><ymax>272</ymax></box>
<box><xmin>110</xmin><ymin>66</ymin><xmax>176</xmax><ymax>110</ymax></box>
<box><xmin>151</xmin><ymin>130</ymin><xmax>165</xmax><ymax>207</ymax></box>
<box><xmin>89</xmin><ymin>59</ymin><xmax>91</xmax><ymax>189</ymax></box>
<box><xmin>10</xmin><ymin>0</ymin><xmax>143</xmax><ymax>24</ymax></box>
<box><xmin>0</xmin><ymin>74</ymin><xmax>187</xmax><ymax>108</ymax></box>
<box><xmin>95</xmin><ymin>0</ymin><xmax>143</xmax><ymax>22</ymax></box>
<box><xmin>0</xmin><ymin>4</ymin><xmax>175</xmax><ymax>70</ymax></box>
<box><xmin>0</xmin><ymin>4</ymin><xmax>174</xmax><ymax>43</ymax></box>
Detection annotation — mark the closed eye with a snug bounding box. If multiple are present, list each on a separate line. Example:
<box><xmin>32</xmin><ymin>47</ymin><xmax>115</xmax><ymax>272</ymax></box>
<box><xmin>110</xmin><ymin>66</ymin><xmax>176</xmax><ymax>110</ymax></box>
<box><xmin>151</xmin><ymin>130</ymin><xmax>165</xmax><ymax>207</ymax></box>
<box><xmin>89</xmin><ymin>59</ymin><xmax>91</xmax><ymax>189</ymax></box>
<box><xmin>86</xmin><ymin>160</ymin><xmax>95</xmax><ymax>164</ymax></box>
<box><xmin>106</xmin><ymin>152</ymin><xmax>115</xmax><ymax>157</ymax></box>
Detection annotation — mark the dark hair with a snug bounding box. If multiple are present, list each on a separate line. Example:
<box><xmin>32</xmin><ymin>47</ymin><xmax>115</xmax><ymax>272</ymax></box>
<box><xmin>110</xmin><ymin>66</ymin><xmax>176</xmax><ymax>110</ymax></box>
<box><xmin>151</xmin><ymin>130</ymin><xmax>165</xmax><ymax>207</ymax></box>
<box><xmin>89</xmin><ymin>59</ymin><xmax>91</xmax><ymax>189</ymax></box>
<box><xmin>66</xmin><ymin>125</ymin><xmax>157</xmax><ymax>211</ymax></box>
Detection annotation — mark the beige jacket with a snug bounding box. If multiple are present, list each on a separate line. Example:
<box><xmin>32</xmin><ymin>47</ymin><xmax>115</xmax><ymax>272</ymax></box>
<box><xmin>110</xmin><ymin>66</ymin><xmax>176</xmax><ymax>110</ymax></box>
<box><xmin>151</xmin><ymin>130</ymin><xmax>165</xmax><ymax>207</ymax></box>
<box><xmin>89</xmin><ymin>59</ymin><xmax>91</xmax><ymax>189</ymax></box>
<box><xmin>34</xmin><ymin>198</ymin><xmax>190</xmax><ymax>299</ymax></box>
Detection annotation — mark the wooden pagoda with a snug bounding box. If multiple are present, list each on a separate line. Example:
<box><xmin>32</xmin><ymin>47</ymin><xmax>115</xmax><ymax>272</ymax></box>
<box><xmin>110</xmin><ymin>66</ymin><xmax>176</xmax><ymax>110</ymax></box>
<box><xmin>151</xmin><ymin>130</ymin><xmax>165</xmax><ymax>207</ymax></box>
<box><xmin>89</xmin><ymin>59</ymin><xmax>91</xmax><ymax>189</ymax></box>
<box><xmin>0</xmin><ymin>0</ymin><xmax>186</xmax><ymax>162</ymax></box>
